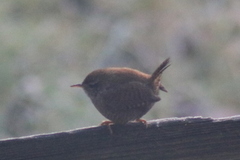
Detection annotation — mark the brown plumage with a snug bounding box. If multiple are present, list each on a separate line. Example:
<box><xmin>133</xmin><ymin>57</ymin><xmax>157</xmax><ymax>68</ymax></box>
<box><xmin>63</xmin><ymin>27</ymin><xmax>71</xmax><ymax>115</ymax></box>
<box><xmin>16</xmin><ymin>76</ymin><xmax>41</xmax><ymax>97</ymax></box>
<box><xmin>71</xmin><ymin>58</ymin><xmax>170</xmax><ymax>124</ymax></box>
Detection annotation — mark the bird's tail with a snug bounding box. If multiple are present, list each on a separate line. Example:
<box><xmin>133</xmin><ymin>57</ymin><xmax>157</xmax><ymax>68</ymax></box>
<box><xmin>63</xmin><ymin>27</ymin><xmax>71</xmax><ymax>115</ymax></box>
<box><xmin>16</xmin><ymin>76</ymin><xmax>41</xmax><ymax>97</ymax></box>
<box><xmin>150</xmin><ymin>58</ymin><xmax>170</xmax><ymax>81</ymax></box>
<box><xmin>149</xmin><ymin>58</ymin><xmax>170</xmax><ymax>92</ymax></box>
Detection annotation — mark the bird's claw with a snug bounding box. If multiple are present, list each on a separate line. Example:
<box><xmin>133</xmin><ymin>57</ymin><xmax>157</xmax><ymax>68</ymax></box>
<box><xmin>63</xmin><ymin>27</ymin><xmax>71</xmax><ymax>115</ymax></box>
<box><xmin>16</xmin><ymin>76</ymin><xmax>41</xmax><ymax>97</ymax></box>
<box><xmin>101</xmin><ymin>120</ymin><xmax>114</xmax><ymax>134</ymax></box>
<box><xmin>136</xmin><ymin>119</ymin><xmax>148</xmax><ymax>128</ymax></box>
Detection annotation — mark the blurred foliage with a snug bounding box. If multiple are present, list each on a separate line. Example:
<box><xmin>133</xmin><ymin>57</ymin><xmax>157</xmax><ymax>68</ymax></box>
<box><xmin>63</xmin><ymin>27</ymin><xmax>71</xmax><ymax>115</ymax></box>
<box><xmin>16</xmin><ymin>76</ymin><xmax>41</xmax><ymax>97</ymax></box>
<box><xmin>0</xmin><ymin>0</ymin><xmax>240</xmax><ymax>138</ymax></box>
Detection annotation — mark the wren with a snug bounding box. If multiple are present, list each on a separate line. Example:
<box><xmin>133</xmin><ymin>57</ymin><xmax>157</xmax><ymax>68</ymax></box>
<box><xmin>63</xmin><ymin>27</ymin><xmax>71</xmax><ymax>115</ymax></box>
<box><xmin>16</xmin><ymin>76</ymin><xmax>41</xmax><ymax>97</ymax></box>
<box><xmin>71</xmin><ymin>58</ymin><xmax>170</xmax><ymax>125</ymax></box>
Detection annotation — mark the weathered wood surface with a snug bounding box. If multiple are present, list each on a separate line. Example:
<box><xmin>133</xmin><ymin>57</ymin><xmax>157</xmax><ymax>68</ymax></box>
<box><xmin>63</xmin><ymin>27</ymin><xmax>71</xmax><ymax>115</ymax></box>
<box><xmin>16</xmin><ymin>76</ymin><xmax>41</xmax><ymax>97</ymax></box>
<box><xmin>1</xmin><ymin>116</ymin><xmax>240</xmax><ymax>160</ymax></box>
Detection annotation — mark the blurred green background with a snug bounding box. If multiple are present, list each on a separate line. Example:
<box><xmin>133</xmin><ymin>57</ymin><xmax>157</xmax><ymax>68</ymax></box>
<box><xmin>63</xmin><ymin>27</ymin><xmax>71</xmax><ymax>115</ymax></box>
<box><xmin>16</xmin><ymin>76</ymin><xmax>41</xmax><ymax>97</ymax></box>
<box><xmin>0</xmin><ymin>0</ymin><xmax>240</xmax><ymax>139</ymax></box>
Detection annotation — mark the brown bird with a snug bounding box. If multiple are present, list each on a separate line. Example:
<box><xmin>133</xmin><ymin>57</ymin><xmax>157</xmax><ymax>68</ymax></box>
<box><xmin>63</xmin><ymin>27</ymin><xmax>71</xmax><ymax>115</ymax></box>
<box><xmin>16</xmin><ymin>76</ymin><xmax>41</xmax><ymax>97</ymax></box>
<box><xmin>71</xmin><ymin>58</ymin><xmax>170</xmax><ymax>125</ymax></box>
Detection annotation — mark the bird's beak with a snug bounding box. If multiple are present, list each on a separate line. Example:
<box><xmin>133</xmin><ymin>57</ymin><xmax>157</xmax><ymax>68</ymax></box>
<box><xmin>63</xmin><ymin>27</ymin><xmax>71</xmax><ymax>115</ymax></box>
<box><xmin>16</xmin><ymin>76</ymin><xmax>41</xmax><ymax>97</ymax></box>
<box><xmin>159</xmin><ymin>84</ymin><xmax>168</xmax><ymax>92</ymax></box>
<box><xmin>70</xmin><ymin>84</ymin><xmax>83</xmax><ymax>88</ymax></box>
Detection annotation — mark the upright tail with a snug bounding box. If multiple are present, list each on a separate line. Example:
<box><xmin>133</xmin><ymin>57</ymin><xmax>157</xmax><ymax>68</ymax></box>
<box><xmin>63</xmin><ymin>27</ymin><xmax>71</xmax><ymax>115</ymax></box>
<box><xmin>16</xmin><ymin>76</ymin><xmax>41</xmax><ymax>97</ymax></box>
<box><xmin>149</xmin><ymin>58</ymin><xmax>170</xmax><ymax>92</ymax></box>
<box><xmin>149</xmin><ymin>58</ymin><xmax>170</xmax><ymax>82</ymax></box>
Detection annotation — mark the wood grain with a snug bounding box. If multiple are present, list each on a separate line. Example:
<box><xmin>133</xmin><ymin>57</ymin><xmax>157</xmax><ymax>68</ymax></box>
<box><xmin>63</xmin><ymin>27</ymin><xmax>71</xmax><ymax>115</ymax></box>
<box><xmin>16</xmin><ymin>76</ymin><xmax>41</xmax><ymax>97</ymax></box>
<box><xmin>1</xmin><ymin>116</ymin><xmax>240</xmax><ymax>160</ymax></box>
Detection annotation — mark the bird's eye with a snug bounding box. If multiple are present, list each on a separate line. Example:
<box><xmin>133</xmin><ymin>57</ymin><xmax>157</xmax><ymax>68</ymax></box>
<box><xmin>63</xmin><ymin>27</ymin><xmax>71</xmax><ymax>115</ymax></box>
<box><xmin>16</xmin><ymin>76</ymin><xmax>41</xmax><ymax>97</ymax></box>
<box><xmin>88</xmin><ymin>80</ymin><xmax>99</xmax><ymax>88</ymax></box>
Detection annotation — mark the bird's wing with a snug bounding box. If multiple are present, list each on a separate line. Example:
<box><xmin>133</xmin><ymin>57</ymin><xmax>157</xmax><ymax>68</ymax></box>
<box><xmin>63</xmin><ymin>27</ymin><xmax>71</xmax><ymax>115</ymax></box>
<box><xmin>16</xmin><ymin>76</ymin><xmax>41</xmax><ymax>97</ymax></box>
<box><xmin>101</xmin><ymin>81</ymin><xmax>160</xmax><ymax>111</ymax></box>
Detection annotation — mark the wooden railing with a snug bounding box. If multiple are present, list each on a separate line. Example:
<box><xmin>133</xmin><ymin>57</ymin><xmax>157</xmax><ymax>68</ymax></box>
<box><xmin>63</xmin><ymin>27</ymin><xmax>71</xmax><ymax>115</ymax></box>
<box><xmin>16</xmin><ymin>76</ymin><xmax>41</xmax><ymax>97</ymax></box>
<box><xmin>1</xmin><ymin>116</ymin><xmax>240</xmax><ymax>160</ymax></box>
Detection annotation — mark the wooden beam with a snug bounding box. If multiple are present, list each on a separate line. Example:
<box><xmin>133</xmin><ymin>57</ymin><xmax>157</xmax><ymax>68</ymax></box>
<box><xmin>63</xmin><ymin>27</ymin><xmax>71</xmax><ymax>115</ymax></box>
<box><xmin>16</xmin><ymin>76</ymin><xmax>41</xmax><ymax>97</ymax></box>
<box><xmin>1</xmin><ymin>116</ymin><xmax>240</xmax><ymax>160</ymax></box>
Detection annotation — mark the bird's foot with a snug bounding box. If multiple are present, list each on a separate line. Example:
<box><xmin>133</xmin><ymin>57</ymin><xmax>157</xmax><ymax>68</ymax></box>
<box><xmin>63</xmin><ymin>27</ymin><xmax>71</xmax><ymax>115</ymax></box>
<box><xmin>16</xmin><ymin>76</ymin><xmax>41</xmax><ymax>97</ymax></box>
<box><xmin>101</xmin><ymin>120</ymin><xmax>114</xmax><ymax>126</ymax></box>
<box><xmin>101</xmin><ymin>120</ymin><xmax>114</xmax><ymax>134</ymax></box>
<box><xmin>136</xmin><ymin>119</ymin><xmax>148</xmax><ymax>128</ymax></box>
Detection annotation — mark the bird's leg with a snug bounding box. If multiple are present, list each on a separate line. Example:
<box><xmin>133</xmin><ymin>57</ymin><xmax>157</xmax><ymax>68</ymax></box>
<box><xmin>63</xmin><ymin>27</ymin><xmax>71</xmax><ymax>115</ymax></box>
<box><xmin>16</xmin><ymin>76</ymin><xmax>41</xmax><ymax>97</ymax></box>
<box><xmin>101</xmin><ymin>120</ymin><xmax>114</xmax><ymax>134</ymax></box>
<box><xmin>136</xmin><ymin>119</ymin><xmax>148</xmax><ymax>128</ymax></box>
